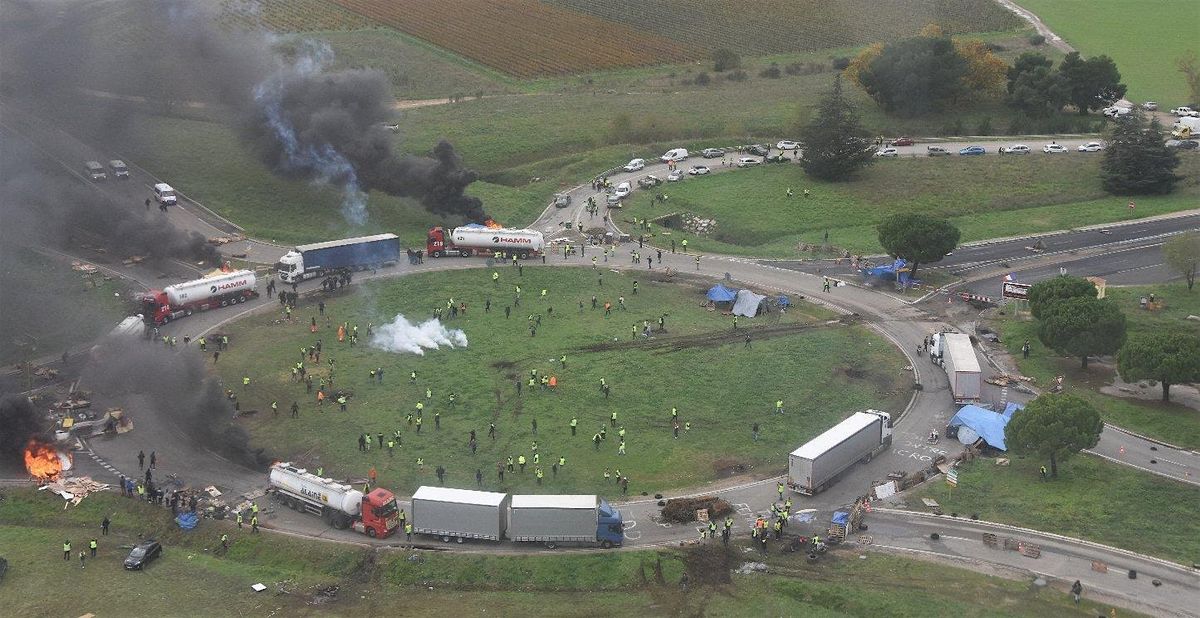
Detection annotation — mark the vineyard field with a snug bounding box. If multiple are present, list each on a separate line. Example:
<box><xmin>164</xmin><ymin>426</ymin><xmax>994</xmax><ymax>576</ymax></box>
<box><xmin>219</xmin><ymin>0</ymin><xmax>379</xmax><ymax>32</ymax></box>
<box><xmin>330</xmin><ymin>0</ymin><xmax>698</xmax><ymax>77</ymax></box>
<box><xmin>549</xmin><ymin>0</ymin><xmax>1023</xmax><ymax>55</ymax></box>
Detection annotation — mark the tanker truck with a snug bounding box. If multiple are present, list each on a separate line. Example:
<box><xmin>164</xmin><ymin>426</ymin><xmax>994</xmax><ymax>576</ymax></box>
<box><xmin>140</xmin><ymin>270</ymin><xmax>258</xmax><ymax>325</ymax></box>
<box><xmin>426</xmin><ymin>225</ymin><xmax>545</xmax><ymax>258</ymax></box>
<box><xmin>275</xmin><ymin>233</ymin><xmax>401</xmax><ymax>283</ymax></box>
<box><xmin>268</xmin><ymin>462</ymin><xmax>400</xmax><ymax>538</ymax></box>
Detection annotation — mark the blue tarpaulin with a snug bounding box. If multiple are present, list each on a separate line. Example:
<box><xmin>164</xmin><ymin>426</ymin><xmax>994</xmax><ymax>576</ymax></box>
<box><xmin>1001</xmin><ymin>402</ymin><xmax>1024</xmax><ymax>419</ymax></box>
<box><xmin>948</xmin><ymin>405</ymin><xmax>1011</xmax><ymax>451</ymax></box>
<box><xmin>706</xmin><ymin>284</ymin><xmax>737</xmax><ymax>302</ymax></box>
<box><xmin>862</xmin><ymin>258</ymin><xmax>913</xmax><ymax>285</ymax></box>
<box><xmin>175</xmin><ymin>512</ymin><xmax>199</xmax><ymax>531</ymax></box>
<box><xmin>777</xmin><ymin>295</ymin><xmax>790</xmax><ymax>307</ymax></box>
<box><xmin>831</xmin><ymin>511</ymin><xmax>850</xmax><ymax>526</ymax></box>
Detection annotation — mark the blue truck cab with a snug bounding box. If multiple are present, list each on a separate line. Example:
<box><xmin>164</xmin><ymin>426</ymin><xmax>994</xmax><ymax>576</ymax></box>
<box><xmin>597</xmin><ymin>499</ymin><xmax>624</xmax><ymax>547</ymax></box>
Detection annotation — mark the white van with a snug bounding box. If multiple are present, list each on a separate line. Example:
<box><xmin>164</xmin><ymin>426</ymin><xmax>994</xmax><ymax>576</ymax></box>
<box><xmin>153</xmin><ymin>183</ymin><xmax>178</xmax><ymax>206</ymax></box>
<box><xmin>623</xmin><ymin>158</ymin><xmax>645</xmax><ymax>172</ymax></box>
<box><xmin>614</xmin><ymin>181</ymin><xmax>632</xmax><ymax>198</ymax></box>
<box><xmin>660</xmin><ymin>148</ymin><xmax>689</xmax><ymax>162</ymax></box>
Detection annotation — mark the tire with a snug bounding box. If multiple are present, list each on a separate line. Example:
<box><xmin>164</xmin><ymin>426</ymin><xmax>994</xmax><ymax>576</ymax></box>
<box><xmin>546</xmin><ymin>542</ymin><xmax>557</xmax><ymax>549</ymax></box>
<box><xmin>601</xmin><ymin>540</ymin><xmax>614</xmax><ymax>549</ymax></box>
<box><xmin>220</xmin><ymin>300</ymin><xmax>228</xmax><ymax>307</ymax></box>
<box><xmin>366</xmin><ymin>527</ymin><xmax>377</xmax><ymax>538</ymax></box>
<box><xmin>161</xmin><ymin>315</ymin><xmax>170</xmax><ymax>325</ymax></box>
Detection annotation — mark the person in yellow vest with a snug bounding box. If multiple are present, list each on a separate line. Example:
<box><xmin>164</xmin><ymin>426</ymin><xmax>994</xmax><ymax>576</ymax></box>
<box><xmin>89</xmin><ymin>538</ymin><xmax>97</xmax><ymax>557</ymax></box>
<box><xmin>63</xmin><ymin>539</ymin><xmax>72</xmax><ymax>561</ymax></box>
<box><xmin>237</xmin><ymin>511</ymin><xmax>243</xmax><ymax>528</ymax></box>
<box><xmin>569</xmin><ymin>416</ymin><xmax>577</xmax><ymax>435</ymax></box>
<box><xmin>492</xmin><ymin>272</ymin><xmax>499</xmax><ymax>284</ymax></box>
<box><xmin>518</xmin><ymin>454</ymin><xmax>526</xmax><ymax>472</ymax></box>
<box><xmin>250</xmin><ymin>515</ymin><xmax>259</xmax><ymax>533</ymax></box>
<box><xmin>405</xmin><ymin>522</ymin><xmax>413</xmax><ymax>544</ymax></box>
<box><xmin>242</xmin><ymin>376</ymin><xmax>250</xmax><ymax>387</ymax></box>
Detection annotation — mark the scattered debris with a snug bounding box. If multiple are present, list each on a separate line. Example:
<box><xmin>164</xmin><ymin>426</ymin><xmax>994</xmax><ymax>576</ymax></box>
<box><xmin>661</xmin><ymin>495</ymin><xmax>734</xmax><ymax>523</ymax></box>
<box><xmin>208</xmin><ymin>234</ymin><xmax>247</xmax><ymax>246</ymax></box>
<box><xmin>735</xmin><ymin>562</ymin><xmax>768</xmax><ymax>574</ymax></box>
<box><xmin>122</xmin><ymin>255</ymin><xmax>146</xmax><ymax>266</ymax></box>
<box><xmin>986</xmin><ymin>373</ymin><xmax>1035</xmax><ymax>387</ymax></box>
<box><xmin>71</xmin><ymin>261</ymin><xmax>99</xmax><ymax>274</ymax></box>
<box><xmin>38</xmin><ymin>476</ymin><xmax>109</xmax><ymax>506</ymax></box>
<box><xmin>251</xmin><ymin>583</ymin><xmax>267</xmax><ymax>592</ymax></box>
<box><xmin>205</xmin><ymin>486</ymin><xmax>223</xmax><ymax>498</ymax></box>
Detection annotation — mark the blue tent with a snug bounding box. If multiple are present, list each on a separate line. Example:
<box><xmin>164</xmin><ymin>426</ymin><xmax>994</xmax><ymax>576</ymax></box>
<box><xmin>948</xmin><ymin>405</ymin><xmax>1011</xmax><ymax>451</ymax></box>
<box><xmin>706</xmin><ymin>284</ymin><xmax>737</xmax><ymax>303</ymax></box>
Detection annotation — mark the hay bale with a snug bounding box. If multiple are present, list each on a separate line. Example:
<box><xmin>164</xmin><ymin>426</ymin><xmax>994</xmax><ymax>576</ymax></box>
<box><xmin>660</xmin><ymin>495</ymin><xmax>734</xmax><ymax>523</ymax></box>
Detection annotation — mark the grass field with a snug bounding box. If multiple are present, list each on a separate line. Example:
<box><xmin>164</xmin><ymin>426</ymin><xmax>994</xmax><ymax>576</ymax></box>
<box><xmin>620</xmin><ymin>155</ymin><xmax>1200</xmax><ymax>257</ymax></box>
<box><xmin>909</xmin><ymin>454</ymin><xmax>1200</xmax><ymax>564</ymax></box>
<box><xmin>212</xmin><ymin>267</ymin><xmax>910</xmax><ymax>496</ymax></box>
<box><xmin>0</xmin><ymin>488</ymin><xmax>1126</xmax><ymax>617</ymax></box>
<box><xmin>995</xmin><ymin>283</ymin><xmax>1200</xmax><ymax>448</ymax></box>
<box><xmin>1017</xmin><ymin>0</ymin><xmax>1197</xmax><ymax>104</ymax></box>
<box><xmin>0</xmin><ymin>247</ymin><xmax>130</xmax><ymax>366</ymax></box>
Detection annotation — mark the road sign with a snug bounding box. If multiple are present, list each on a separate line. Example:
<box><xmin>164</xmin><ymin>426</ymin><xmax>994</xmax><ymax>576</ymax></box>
<box><xmin>946</xmin><ymin>469</ymin><xmax>959</xmax><ymax>487</ymax></box>
<box><xmin>1002</xmin><ymin>282</ymin><xmax>1031</xmax><ymax>300</ymax></box>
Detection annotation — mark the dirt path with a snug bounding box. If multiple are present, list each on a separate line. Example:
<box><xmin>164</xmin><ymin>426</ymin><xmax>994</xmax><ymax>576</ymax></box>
<box><xmin>995</xmin><ymin>0</ymin><xmax>1075</xmax><ymax>53</ymax></box>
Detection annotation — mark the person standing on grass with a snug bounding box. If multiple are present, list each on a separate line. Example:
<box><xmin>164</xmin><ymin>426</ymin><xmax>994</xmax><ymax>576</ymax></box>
<box><xmin>1070</xmin><ymin>580</ymin><xmax>1082</xmax><ymax>604</ymax></box>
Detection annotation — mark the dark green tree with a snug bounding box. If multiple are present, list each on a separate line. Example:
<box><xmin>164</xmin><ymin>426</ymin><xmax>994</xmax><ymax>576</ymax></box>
<box><xmin>1005</xmin><ymin>393</ymin><xmax>1103</xmax><ymax>478</ymax></box>
<box><xmin>876</xmin><ymin>214</ymin><xmax>960</xmax><ymax>279</ymax></box>
<box><xmin>1163</xmin><ymin>231</ymin><xmax>1199</xmax><ymax>291</ymax></box>
<box><xmin>1058</xmin><ymin>52</ymin><xmax>1127</xmax><ymax>114</ymax></box>
<box><xmin>712</xmin><ymin>48</ymin><xmax>741</xmax><ymax>72</ymax></box>
<box><xmin>797</xmin><ymin>76</ymin><xmax>876</xmax><ymax>181</ymax></box>
<box><xmin>1027</xmin><ymin>275</ymin><xmax>1097</xmax><ymax>319</ymax></box>
<box><xmin>1100</xmin><ymin>111</ymin><xmax>1181</xmax><ymax>195</ymax></box>
<box><xmin>1118</xmin><ymin>331</ymin><xmax>1200</xmax><ymax>402</ymax></box>
<box><xmin>858</xmin><ymin>36</ymin><xmax>968</xmax><ymax>116</ymax></box>
<box><xmin>1037</xmin><ymin>297</ymin><xmax>1126</xmax><ymax>369</ymax></box>
<box><xmin>1006</xmin><ymin>52</ymin><xmax>1068</xmax><ymax>116</ymax></box>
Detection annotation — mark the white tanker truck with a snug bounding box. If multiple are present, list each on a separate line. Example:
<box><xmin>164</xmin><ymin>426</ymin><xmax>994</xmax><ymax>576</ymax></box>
<box><xmin>267</xmin><ymin>463</ymin><xmax>400</xmax><ymax>538</ymax></box>
<box><xmin>140</xmin><ymin>269</ymin><xmax>258</xmax><ymax>325</ymax></box>
<box><xmin>426</xmin><ymin>225</ymin><xmax>545</xmax><ymax>258</ymax></box>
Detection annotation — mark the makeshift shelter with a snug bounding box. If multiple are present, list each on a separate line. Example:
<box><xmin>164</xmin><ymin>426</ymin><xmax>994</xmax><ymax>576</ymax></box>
<box><xmin>706</xmin><ymin>284</ymin><xmax>737</xmax><ymax>303</ymax></box>
<box><xmin>947</xmin><ymin>405</ymin><xmax>1011</xmax><ymax>451</ymax></box>
<box><xmin>732</xmin><ymin>289</ymin><xmax>768</xmax><ymax>317</ymax></box>
<box><xmin>861</xmin><ymin>258</ymin><xmax>913</xmax><ymax>285</ymax></box>
<box><xmin>777</xmin><ymin>295</ymin><xmax>791</xmax><ymax>308</ymax></box>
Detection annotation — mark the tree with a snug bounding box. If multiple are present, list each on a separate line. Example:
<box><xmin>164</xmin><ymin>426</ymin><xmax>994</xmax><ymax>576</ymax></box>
<box><xmin>1100</xmin><ymin>110</ymin><xmax>1182</xmax><ymax>195</ymax></box>
<box><xmin>1005</xmin><ymin>393</ymin><xmax>1103</xmax><ymax>477</ymax></box>
<box><xmin>1037</xmin><ymin>297</ymin><xmax>1126</xmax><ymax>369</ymax></box>
<box><xmin>712</xmin><ymin>49</ymin><xmax>740</xmax><ymax>72</ymax></box>
<box><xmin>1176</xmin><ymin>50</ymin><xmax>1200</xmax><ymax>106</ymax></box>
<box><xmin>1006</xmin><ymin>52</ymin><xmax>1068</xmax><ymax>117</ymax></box>
<box><xmin>1026</xmin><ymin>275</ymin><xmax>1097</xmax><ymax>319</ymax></box>
<box><xmin>876</xmin><ymin>214</ymin><xmax>960</xmax><ymax>279</ymax></box>
<box><xmin>1058</xmin><ymin>52</ymin><xmax>1126</xmax><ymax>115</ymax></box>
<box><xmin>796</xmin><ymin>76</ymin><xmax>876</xmax><ymax>181</ymax></box>
<box><xmin>858</xmin><ymin>35</ymin><xmax>968</xmax><ymax>116</ymax></box>
<box><xmin>954</xmin><ymin>39</ymin><xmax>1008</xmax><ymax>96</ymax></box>
<box><xmin>1163</xmin><ymin>231</ymin><xmax>1199</xmax><ymax>291</ymax></box>
<box><xmin>1118</xmin><ymin>331</ymin><xmax>1200</xmax><ymax>402</ymax></box>
<box><xmin>842</xmin><ymin>42</ymin><xmax>883</xmax><ymax>87</ymax></box>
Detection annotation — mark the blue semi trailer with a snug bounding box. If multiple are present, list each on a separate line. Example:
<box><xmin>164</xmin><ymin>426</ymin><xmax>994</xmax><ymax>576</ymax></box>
<box><xmin>275</xmin><ymin>234</ymin><xmax>401</xmax><ymax>283</ymax></box>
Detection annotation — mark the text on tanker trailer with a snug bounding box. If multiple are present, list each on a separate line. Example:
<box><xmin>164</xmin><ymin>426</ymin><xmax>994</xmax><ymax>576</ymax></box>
<box><xmin>275</xmin><ymin>234</ymin><xmax>401</xmax><ymax>283</ymax></box>
<box><xmin>787</xmin><ymin>410</ymin><xmax>893</xmax><ymax>495</ymax></box>
<box><xmin>268</xmin><ymin>463</ymin><xmax>399</xmax><ymax>537</ymax></box>
<box><xmin>426</xmin><ymin>226</ymin><xmax>545</xmax><ymax>258</ymax></box>
<box><xmin>141</xmin><ymin>270</ymin><xmax>258</xmax><ymax>325</ymax></box>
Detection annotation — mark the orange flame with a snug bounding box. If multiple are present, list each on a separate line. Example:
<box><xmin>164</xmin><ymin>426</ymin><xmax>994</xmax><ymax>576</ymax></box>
<box><xmin>484</xmin><ymin>219</ymin><xmax>502</xmax><ymax>229</ymax></box>
<box><xmin>25</xmin><ymin>439</ymin><xmax>68</xmax><ymax>480</ymax></box>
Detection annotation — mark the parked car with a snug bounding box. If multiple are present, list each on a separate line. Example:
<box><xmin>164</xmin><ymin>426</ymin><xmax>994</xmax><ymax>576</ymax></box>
<box><xmin>776</xmin><ymin>140</ymin><xmax>799</xmax><ymax>151</ymax></box>
<box><xmin>1001</xmin><ymin>144</ymin><xmax>1030</xmax><ymax>154</ymax></box>
<box><xmin>688</xmin><ymin>165</ymin><xmax>710</xmax><ymax>175</ymax></box>
<box><xmin>874</xmin><ymin>147</ymin><xmax>899</xmax><ymax>157</ymax></box>
<box><xmin>1042</xmin><ymin>143</ymin><xmax>1069</xmax><ymax>154</ymax></box>
<box><xmin>1103</xmin><ymin>106</ymin><xmax>1131</xmax><ymax>118</ymax></box>
<box><xmin>1141</xmin><ymin>102</ymin><xmax>1158</xmax><ymax>111</ymax></box>
<box><xmin>926</xmin><ymin>146</ymin><xmax>950</xmax><ymax>157</ymax></box>
<box><xmin>889</xmin><ymin>136</ymin><xmax>914</xmax><ymax>146</ymax></box>
<box><xmin>124</xmin><ymin>540</ymin><xmax>163</xmax><ymax>570</ymax></box>
<box><xmin>606</xmin><ymin>194</ymin><xmax>622</xmax><ymax>208</ymax></box>
<box><xmin>700</xmin><ymin>148</ymin><xmax>725</xmax><ymax>158</ymax></box>
<box><xmin>1077</xmin><ymin>141</ymin><xmax>1104</xmax><ymax>152</ymax></box>
<box><xmin>623</xmin><ymin>158</ymin><xmax>645</xmax><ymax>172</ymax></box>
<box><xmin>742</xmin><ymin>144</ymin><xmax>769</xmax><ymax>156</ymax></box>
<box><xmin>108</xmin><ymin>160</ymin><xmax>130</xmax><ymax>179</ymax></box>
<box><xmin>637</xmin><ymin>175</ymin><xmax>662</xmax><ymax>189</ymax></box>
<box><xmin>666</xmin><ymin>169</ymin><xmax>684</xmax><ymax>182</ymax></box>
<box><xmin>1170</xmin><ymin>107</ymin><xmax>1199</xmax><ymax>117</ymax></box>
<box><xmin>736</xmin><ymin>156</ymin><xmax>761</xmax><ymax>167</ymax></box>
<box><xmin>764</xmin><ymin>154</ymin><xmax>789</xmax><ymax>163</ymax></box>
<box><xmin>1166</xmin><ymin>139</ymin><xmax>1200</xmax><ymax>149</ymax></box>
<box><xmin>553</xmin><ymin>193</ymin><xmax>571</xmax><ymax>208</ymax></box>
<box><xmin>613</xmin><ymin>181</ymin><xmax>631</xmax><ymax>198</ymax></box>
<box><xmin>84</xmin><ymin>160</ymin><xmax>106</xmax><ymax>181</ymax></box>
<box><xmin>958</xmin><ymin>146</ymin><xmax>986</xmax><ymax>156</ymax></box>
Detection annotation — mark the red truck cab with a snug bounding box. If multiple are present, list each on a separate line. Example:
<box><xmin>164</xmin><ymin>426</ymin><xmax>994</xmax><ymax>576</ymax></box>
<box><xmin>140</xmin><ymin>291</ymin><xmax>172</xmax><ymax>326</ymax></box>
<box><xmin>356</xmin><ymin>488</ymin><xmax>401</xmax><ymax>538</ymax></box>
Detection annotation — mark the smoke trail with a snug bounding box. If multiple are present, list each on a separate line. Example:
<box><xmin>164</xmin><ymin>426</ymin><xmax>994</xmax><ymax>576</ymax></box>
<box><xmin>370</xmin><ymin>315</ymin><xmax>469</xmax><ymax>355</ymax></box>
<box><xmin>0</xmin><ymin>395</ymin><xmax>46</xmax><ymax>468</ymax></box>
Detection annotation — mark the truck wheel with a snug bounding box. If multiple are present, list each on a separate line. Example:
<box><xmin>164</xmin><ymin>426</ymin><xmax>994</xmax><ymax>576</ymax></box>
<box><xmin>185</xmin><ymin>309</ymin><xmax>193</xmax><ymax>316</ymax></box>
<box><xmin>441</xmin><ymin>535</ymin><xmax>451</xmax><ymax>542</ymax></box>
<box><xmin>220</xmin><ymin>300</ymin><xmax>228</xmax><ymax>307</ymax></box>
<box><xmin>546</xmin><ymin>542</ymin><xmax>557</xmax><ymax>549</ymax></box>
<box><xmin>601</xmin><ymin>540</ymin><xmax>614</xmax><ymax>549</ymax></box>
<box><xmin>433</xmin><ymin>251</ymin><xmax>442</xmax><ymax>258</ymax></box>
<box><xmin>161</xmin><ymin>315</ymin><xmax>170</xmax><ymax>325</ymax></box>
<box><xmin>366</xmin><ymin>527</ymin><xmax>377</xmax><ymax>538</ymax></box>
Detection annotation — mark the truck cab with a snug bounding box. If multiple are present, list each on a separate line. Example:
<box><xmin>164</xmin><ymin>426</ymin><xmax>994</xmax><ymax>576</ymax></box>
<box><xmin>427</xmin><ymin>226</ymin><xmax>460</xmax><ymax>257</ymax></box>
<box><xmin>596</xmin><ymin>499</ymin><xmax>624</xmax><ymax>547</ymax></box>
<box><xmin>354</xmin><ymin>488</ymin><xmax>400</xmax><ymax>538</ymax></box>
<box><xmin>140</xmin><ymin>291</ymin><xmax>172</xmax><ymax>325</ymax></box>
<box><xmin>275</xmin><ymin>250</ymin><xmax>305</xmax><ymax>283</ymax></box>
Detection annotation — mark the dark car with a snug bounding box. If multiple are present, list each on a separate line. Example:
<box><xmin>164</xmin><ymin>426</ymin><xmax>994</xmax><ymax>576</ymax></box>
<box><xmin>958</xmin><ymin>146</ymin><xmax>986</xmax><ymax>156</ymax></box>
<box><xmin>764</xmin><ymin>154</ymin><xmax>790</xmax><ymax>163</ymax></box>
<box><xmin>700</xmin><ymin>148</ymin><xmax>725</xmax><ymax>158</ymax></box>
<box><xmin>1170</xmin><ymin>140</ymin><xmax>1199</xmax><ymax>150</ymax></box>
<box><xmin>124</xmin><ymin>540</ymin><xmax>162</xmax><ymax>570</ymax></box>
<box><xmin>742</xmin><ymin>144</ymin><xmax>770</xmax><ymax>156</ymax></box>
<box><xmin>109</xmin><ymin>160</ymin><xmax>130</xmax><ymax>179</ymax></box>
<box><xmin>889</xmin><ymin>136</ymin><xmax>914</xmax><ymax>146</ymax></box>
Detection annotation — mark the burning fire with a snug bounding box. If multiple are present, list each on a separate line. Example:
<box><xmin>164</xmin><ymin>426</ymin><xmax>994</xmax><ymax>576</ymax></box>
<box><xmin>483</xmin><ymin>219</ymin><xmax>502</xmax><ymax>229</ymax></box>
<box><xmin>25</xmin><ymin>439</ymin><xmax>71</xmax><ymax>480</ymax></box>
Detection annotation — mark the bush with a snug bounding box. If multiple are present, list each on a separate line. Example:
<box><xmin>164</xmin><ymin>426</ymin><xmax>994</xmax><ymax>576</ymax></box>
<box><xmin>1028</xmin><ymin>34</ymin><xmax>1046</xmax><ymax>46</ymax></box>
<box><xmin>976</xmin><ymin>117</ymin><xmax>993</xmax><ymax>135</ymax></box>
<box><xmin>712</xmin><ymin>48</ymin><xmax>741</xmax><ymax>72</ymax></box>
<box><xmin>759</xmin><ymin>63</ymin><xmax>782</xmax><ymax>79</ymax></box>
<box><xmin>831</xmin><ymin>56</ymin><xmax>852</xmax><ymax>71</ymax></box>
<box><xmin>695</xmin><ymin>72</ymin><xmax>711</xmax><ymax>86</ymax></box>
<box><xmin>727</xmin><ymin>69</ymin><xmax>748</xmax><ymax>82</ymax></box>
<box><xmin>660</xmin><ymin>496</ymin><xmax>734</xmax><ymax>523</ymax></box>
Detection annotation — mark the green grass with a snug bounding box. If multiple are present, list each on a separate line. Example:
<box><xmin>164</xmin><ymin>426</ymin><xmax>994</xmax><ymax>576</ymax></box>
<box><xmin>1017</xmin><ymin>0</ymin><xmax>1197</xmax><ymax>104</ymax></box>
<box><xmin>995</xmin><ymin>283</ymin><xmax>1200</xmax><ymax>448</ymax></box>
<box><xmin>213</xmin><ymin>267</ymin><xmax>910</xmax><ymax>496</ymax></box>
<box><xmin>0</xmin><ymin>247</ymin><xmax>131</xmax><ymax>365</ymax></box>
<box><xmin>909</xmin><ymin>455</ymin><xmax>1200</xmax><ymax>564</ymax></box>
<box><xmin>620</xmin><ymin>155</ymin><xmax>1200</xmax><ymax>257</ymax></box>
<box><xmin>0</xmin><ymin>488</ymin><xmax>1124</xmax><ymax>617</ymax></box>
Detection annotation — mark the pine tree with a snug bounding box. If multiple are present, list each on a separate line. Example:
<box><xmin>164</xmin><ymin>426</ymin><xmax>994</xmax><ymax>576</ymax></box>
<box><xmin>797</xmin><ymin>76</ymin><xmax>876</xmax><ymax>181</ymax></box>
<box><xmin>1100</xmin><ymin>111</ymin><xmax>1181</xmax><ymax>195</ymax></box>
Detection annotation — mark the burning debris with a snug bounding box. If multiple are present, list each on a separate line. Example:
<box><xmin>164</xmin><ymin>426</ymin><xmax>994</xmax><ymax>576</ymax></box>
<box><xmin>24</xmin><ymin>438</ymin><xmax>72</xmax><ymax>481</ymax></box>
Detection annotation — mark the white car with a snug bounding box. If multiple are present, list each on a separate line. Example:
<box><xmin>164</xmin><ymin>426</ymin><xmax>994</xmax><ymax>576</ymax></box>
<box><xmin>1170</xmin><ymin>107</ymin><xmax>1199</xmax><ymax>117</ymax></box>
<box><xmin>736</xmin><ymin>156</ymin><xmax>760</xmax><ymax>167</ymax></box>
<box><xmin>1077</xmin><ymin>141</ymin><xmax>1104</xmax><ymax>152</ymax></box>
<box><xmin>614</xmin><ymin>181</ymin><xmax>631</xmax><ymax>198</ymax></box>
<box><xmin>874</xmin><ymin>147</ymin><xmax>899</xmax><ymax>157</ymax></box>
<box><xmin>776</xmin><ymin>140</ymin><xmax>799</xmax><ymax>151</ymax></box>
<box><xmin>666</xmin><ymin>170</ymin><xmax>684</xmax><ymax>182</ymax></box>
<box><xmin>1001</xmin><ymin>144</ymin><xmax>1030</xmax><ymax>154</ymax></box>
<box><xmin>623</xmin><ymin>158</ymin><xmax>645</xmax><ymax>172</ymax></box>
<box><xmin>688</xmin><ymin>165</ymin><xmax>710</xmax><ymax>175</ymax></box>
<box><xmin>1141</xmin><ymin>102</ymin><xmax>1158</xmax><ymax>111</ymax></box>
<box><xmin>1043</xmin><ymin>143</ymin><xmax>1069</xmax><ymax>154</ymax></box>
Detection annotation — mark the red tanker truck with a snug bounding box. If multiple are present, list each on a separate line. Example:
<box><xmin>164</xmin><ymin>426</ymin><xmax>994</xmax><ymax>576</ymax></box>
<box><xmin>427</xmin><ymin>225</ymin><xmax>545</xmax><ymax>258</ymax></box>
<box><xmin>140</xmin><ymin>269</ymin><xmax>258</xmax><ymax>325</ymax></box>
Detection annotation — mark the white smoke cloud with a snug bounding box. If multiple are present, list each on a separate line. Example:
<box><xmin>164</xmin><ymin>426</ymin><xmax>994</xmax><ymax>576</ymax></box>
<box><xmin>370</xmin><ymin>315</ymin><xmax>468</xmax><ymax>355</ymax></box>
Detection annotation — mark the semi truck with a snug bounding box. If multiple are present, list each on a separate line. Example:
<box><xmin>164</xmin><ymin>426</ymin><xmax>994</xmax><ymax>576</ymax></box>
<box><xmin>787</xmin><ymin>410</ymin><xmax>893</xmax><ymax>496</ymax></box>
<box><xmin>275</xmin><ymin>234</ymin><xmax>401</xmax><ymax>283</ymax></box>
<box><xmin>411</xmin><ymin>486</ymin><xmax>624</xmax><ymax>548</ymax></box>
<box><xmin>1171</xmin><ymin>117</ymin><xmax>1200</xmax><ymax>139</ymax></box>
<box><xmin>426</xmin><ymin>226</ymin><xmax>545</xmax><ymax>258</ymax></box>
<box><xmin>268</xmin><ymin>462</ymin><xmax>400</xmax><ymax>538</ymax></box>
<box><xmin>140</xmin><ymin>270</ymin><xmax>258</xmax><ymax>325</ymax></box>
<box><xmin>931</xmin><ymin>332</ymin><xmax>983</xmax><ymax>404</ymax></box>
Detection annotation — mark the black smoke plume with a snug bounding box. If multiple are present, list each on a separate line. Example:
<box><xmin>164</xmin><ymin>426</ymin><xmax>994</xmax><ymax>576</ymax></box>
<box><xmin>0</xmin><ymin>395</ymin><xmax>45</xmax><ymax>468</ymax></box>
